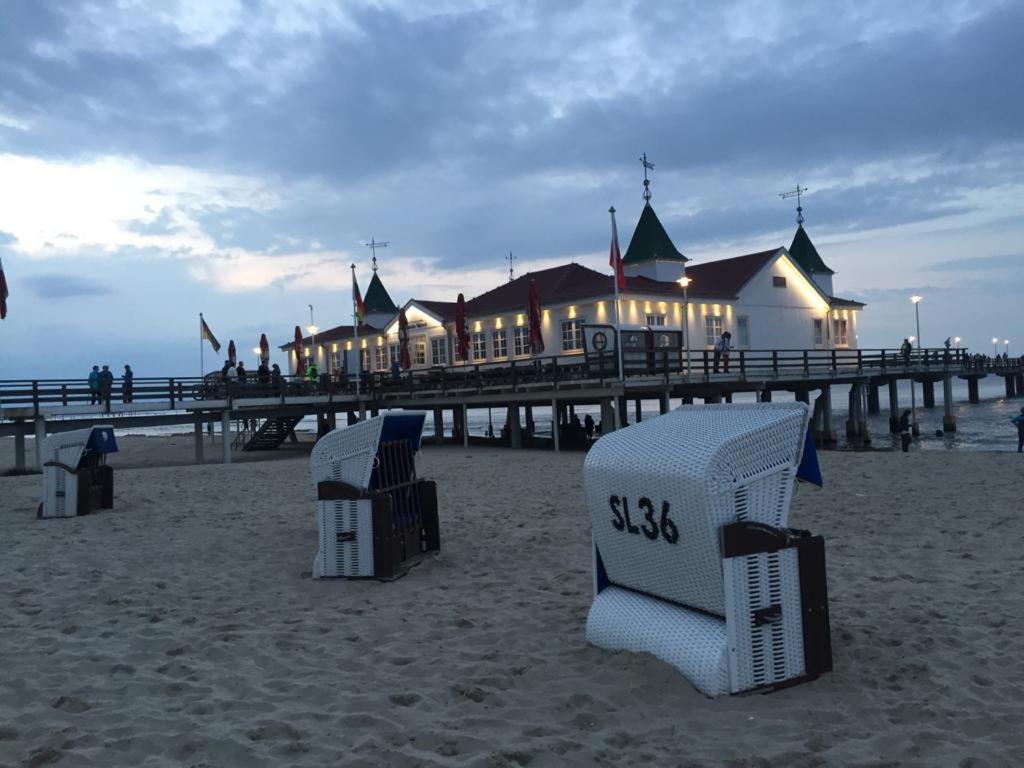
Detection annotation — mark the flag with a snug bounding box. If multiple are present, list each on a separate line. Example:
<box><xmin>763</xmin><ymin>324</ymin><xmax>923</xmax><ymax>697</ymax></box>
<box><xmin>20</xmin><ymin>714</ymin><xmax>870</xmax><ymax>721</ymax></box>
<box><xmin>200</xmin><ymin>314</ymin><xmax>221</xmax><ymax>352</ymax></box>
<box><xmin>0</xmin><ymin>256</ymin><xmax>8</xmax><ymax>320</ymax></box>
<box><xmin>353</xmin><ymin>271</ymin><xmax>366</xmax><ymax>323</ymax></box>
<box><xmin>609</xmin><ymin>212</ymin><xmax>626</xmax><ymax>291</ymax></box>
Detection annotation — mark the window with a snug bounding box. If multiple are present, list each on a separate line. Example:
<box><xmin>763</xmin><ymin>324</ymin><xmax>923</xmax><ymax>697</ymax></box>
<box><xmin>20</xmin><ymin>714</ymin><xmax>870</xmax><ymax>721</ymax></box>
<box><xmin>375</xmin><ymin>345</ymin><xmax>386</xmax><ymax>371</ymax></box>
<box><xmin>813</xmin><ymin>319</ymin><xmax>824</xmax><ymax>346</ymax></box>
<box><xmin>704</xmin><ymin>315</ymin><xmax>723</xmax><ymax>347</ymax></box>
<box><xmin>833</xmin><ymin>318</ymin><xmax>848</xmax><ymax>346</ymax></box>
<box><xmin>773</xmin><ymin>276</ymin><xmax>787</xmax><ymax>288</ymax></box>
<box><xmin>430</xmin><ymin>337</ymin><xmax>447</xmax><ymax>366</ymax></box>
<box><xmin>389</xmin><ymin>344</ymin><xmax>400</xmax><ymax>366</ymax></box>
<box><xmin>472</xmin><ymin>332</ymin><xmax>487</xmax><ymax>361</ymax></box>
<box><xmin>330</xmin><ymin>349</ymin><xmax>343</xmax><ymax>373</ymax></box>
<box><xmin>645</xmin><ymin>314</ymin><xmax>666</xmax><ymax>327</ymax></box>
<box><xmin>414</xmin><ymin>337</ymin><xmax>427</xmax><ymax>366</ymax></box>
<box><xmin>737</xmin><ymin>317</ymin><xmax>750</xmax><ymax>348</ymax></box>
<box><xmin>513</xmin><ymin>326</ymin><xmax>530</xmax><ymax>356</ymax></box>
<box><xmin>561</xmin><ymin>319</ymin><xmax>584</xmax><ymax>351</ymax></box>
<box><xmin>360</xmin><ymin>348</ymin><xmax>370</xmax><ymax>372</ymax></box>
<box><xmin>493</xmin><ymin>329</ymin><xmax>507</xmax><ymax>359</ymax></box>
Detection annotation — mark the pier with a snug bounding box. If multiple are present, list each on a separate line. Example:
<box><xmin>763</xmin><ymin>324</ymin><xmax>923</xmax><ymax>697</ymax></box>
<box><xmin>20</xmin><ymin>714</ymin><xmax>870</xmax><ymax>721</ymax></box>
<box><xmin>2</xmin><ymin>347</ymin><xmax>1021</xmax><ymax>471</ymax></box>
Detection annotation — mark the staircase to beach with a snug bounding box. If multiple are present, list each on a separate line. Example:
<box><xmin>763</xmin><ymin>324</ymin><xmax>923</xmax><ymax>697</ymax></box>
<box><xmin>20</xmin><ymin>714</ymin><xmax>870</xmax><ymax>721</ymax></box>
<box><xmin>243</xmin><ymin>416</ymin><xmax>303</xmax><ymax>451</ymax></box>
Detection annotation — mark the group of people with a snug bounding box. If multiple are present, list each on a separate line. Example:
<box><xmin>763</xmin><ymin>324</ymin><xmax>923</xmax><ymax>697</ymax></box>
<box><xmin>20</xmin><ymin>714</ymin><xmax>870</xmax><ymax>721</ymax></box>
<box><xmin>220</xmin><ymin>359</ymin><xmax>281</xmax><ymax>387</ymax></box>
<box><xmin>87</xmin><ymin>364</ymin><xmax>132</xmax><ymax>406</ymax></box>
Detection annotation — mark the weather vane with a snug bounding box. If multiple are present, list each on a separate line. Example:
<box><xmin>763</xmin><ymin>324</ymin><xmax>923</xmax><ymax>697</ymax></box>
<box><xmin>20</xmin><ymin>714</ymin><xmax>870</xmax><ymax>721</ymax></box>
<box><xmin>506</xmin><ymin>251</ymin><xmax>516</xmax><ymax>282</ymax></box>
<box><xmin>639</xmin><ymin>152</ymin><xmax>655</xmax><ymax>203</ymax></box>
<box><xmin>364</xmin><ymin>238</ymin><xmax>390</xmax><ymax>270</ymax></box>
<box><xmin>779</xmin><ymin>184</ymin><xmax>808</xmax><ymax>225</ymax></box>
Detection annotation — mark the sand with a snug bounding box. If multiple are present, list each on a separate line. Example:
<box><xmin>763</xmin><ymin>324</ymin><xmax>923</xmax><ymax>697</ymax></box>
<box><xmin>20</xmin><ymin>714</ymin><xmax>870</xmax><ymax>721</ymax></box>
<box><xmin>2</xmin><ymin>445</ymin><xmax>1023</xmax><ymax>767</ymax></box>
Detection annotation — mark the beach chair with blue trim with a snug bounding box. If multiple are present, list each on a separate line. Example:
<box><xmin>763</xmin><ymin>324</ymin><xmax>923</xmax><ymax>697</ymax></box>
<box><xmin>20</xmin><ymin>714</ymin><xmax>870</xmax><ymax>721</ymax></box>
<box><xmin>39</xmin><ymin>426</ymin><xmax>118</xmax><ymax>518</ymax></box>
<box><xmin>310</xmin><ymin>412</ymin><xmax>440</xmax><ymax>579</ymax></box>
<box><xmin>584</xmin><ymin>403</ymin><xmax>832</xmax><ymax>696</ymax></box>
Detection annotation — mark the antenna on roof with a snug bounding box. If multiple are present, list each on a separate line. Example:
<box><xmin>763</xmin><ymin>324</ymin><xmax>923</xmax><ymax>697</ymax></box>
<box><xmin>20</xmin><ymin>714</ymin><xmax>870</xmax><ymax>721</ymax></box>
<box><xmin>364</xmin><ymin>238</ymin><xmax>390</xmax><ymax>270</ymax></box>
<box><xmin>639</xmin><ymin>152</ymin><xmax>655</xmax><ymax>203</ymax></box>
<box><xmin>779</xmin><ymin>184</ymin><xmax>808</xmax><ymax>225</ymax></box>
<box><xmin>506</xmin><ymin>251</ymin><xmax>516</xmax><ymax>282</ymax></box>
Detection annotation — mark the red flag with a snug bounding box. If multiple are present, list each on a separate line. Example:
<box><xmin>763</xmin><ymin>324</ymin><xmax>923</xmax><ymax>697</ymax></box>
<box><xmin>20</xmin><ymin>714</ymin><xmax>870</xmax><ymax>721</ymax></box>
<box><xmin>0</xmin><ymin>256</ymin><xmax>8</xmax><ymax>320</ymax></box>
<box><xmin>528</xmin><ymin>279</ymin><xmax>545</xmax><ymax>354</ymax></box>
<box><xmin>200</xmin><ymin>314</ymin><xmax>221</xmax><ymax>352</ymax></box>
<box><xmin>455</xmin><ymin>293</ymin><xmax>469</xmax><ymax>362</ymax></box>
<box><xmin>398</xmin><ymin>309</ymin><xmax>411</xmax><ymax>370</ymax></box>
<box><xmin>228</xmin><ymin>339</ymin><xmax>237</xmax><ymax>365</ymax></box>
<box><xmin>294</xmin><ymin>325</ymin><xmax>306</xmax><ymax>376</ymax></box>
<box><xmin>259</xmin><ymin>333</ymin><xmax>270</xmax><ymax>364</ymax></box>
<box><xmin>609</xmin><ymin>210</ymin><xmax>626</xmax><ymax>291</ymax></box>
<box><xmin>353</xmin><ymin>269</ymin><xmax>365</xmax><ymax>323</ymax></box>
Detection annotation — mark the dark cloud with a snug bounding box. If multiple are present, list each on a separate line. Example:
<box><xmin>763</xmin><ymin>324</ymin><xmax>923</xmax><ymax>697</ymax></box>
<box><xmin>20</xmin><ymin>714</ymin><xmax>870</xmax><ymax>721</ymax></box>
<box><xmin>24</xmin><ymin>273</ymin><xmax>114</xmax><ymax>298</ymax></box>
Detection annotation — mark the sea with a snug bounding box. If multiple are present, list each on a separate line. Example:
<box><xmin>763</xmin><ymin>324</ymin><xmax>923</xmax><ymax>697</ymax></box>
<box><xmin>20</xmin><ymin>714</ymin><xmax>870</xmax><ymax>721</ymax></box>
<box><xmin>105</xmin><ymin>376</ymin><xmax>1022</xmax><ymax>453</ymax></box>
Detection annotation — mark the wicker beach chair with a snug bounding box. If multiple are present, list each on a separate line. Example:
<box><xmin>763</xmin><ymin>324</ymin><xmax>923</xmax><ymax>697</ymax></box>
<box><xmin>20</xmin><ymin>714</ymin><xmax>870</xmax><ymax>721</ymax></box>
<box><xmin>584</xmin><ymin>403</ymin><xmax>832</xmax><ymax>696</ymax></box>
<box><xmin>39</xmin><ymin>426</ymin><xmax>117</xmax><ymax>518</ymax></box>
<box><xmin>310</xmin><ymin>412</ymin><xmax>440</xmax><ymax>579</ymax></box>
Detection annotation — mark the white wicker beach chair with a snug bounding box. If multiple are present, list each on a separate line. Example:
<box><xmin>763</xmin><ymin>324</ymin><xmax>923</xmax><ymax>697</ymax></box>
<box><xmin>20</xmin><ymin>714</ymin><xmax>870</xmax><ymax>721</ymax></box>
<box><xmin>310</xmin><ymin>412</ymin><xmax>439</xmax><ymax>579</ymax></box>
<box><xmin>584</xmin><ymin>403</ymin><xmax>832</xmax><ymax>696</ymax></box>
<box><xmin>40</xmin><ymin>426</ymin><xmax>117</xmax><ymax>518</ymax></box>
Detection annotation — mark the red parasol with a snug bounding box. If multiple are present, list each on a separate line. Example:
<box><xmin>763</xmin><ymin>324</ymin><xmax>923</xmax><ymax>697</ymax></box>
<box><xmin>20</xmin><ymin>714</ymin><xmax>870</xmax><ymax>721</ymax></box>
<box><xmin>259</xmin><ymin>333</ymin><xmax>270</xmax><ymax>364</ymax></box>
<box><xmin>528</xmin><ymin>278</ymin><xmax>544</xmax><ymax>354</ymax></box>
<box><xmin>228</xmin><ymin>339</ymin><xmax>237</xmax><ymax>365</ymax></box>
<box><xmin>455</xmin><ymin>293</ymin><xmax>470</xmax><ymax>362</ymax></box>
<box><xmin>293</xmin><ymin>325</ymin><xmax>306</xmax><ymax>376</ymax></box>
<box><xmin>398</xmin><ymin>309</ymin><xmax>412</xmax><ymax>370</ymax></box>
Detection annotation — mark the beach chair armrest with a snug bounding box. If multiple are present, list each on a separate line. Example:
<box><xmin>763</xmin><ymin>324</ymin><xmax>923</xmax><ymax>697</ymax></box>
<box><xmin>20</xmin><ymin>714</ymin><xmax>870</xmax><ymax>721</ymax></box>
<box><xmin>317</xmin><ymin>480</ymin><xmax>367</xmax><ymax>501</ymax></box>
<box><xmin>43</xmin><ymin>460</ymin><xmax>78</xmax><ymax>475</ymax></box>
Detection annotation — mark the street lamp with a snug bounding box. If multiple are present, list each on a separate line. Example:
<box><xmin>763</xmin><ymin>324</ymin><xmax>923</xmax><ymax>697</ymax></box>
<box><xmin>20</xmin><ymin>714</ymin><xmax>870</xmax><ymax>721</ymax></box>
<box><xmin>909</xmin><ymin>295</ymin><xmax>923</xmax><ymax>437</ymax></box>
<box><xmin>1005</xmin><ymin>339</ymin><xmax>1010</xmax><ymax>356</ymax></box>
<box><xmin>677</xmin><ymin>275</ymin><xmax>692</xmax><ymax>373</ymax></box>
<box><xmin>993</xmin><ymin>337</ymin><xmax>999</xmax><ymax>356</ymax></box>
<box><xmin>954</xmin><ymin>336</ymin><xmax>961</xmax><ymax>349</ymax></box>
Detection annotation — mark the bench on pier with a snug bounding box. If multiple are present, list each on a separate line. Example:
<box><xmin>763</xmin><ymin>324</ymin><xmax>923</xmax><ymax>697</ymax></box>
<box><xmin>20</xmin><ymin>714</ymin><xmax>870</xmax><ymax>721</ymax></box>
<box><xmin>39</xmin><ymin>426</ymin><xmax>117</xmax><ymax>519</ymax></box>
<box><xmin>311</xmin><ymin>412</ymin><xmax>440</xmax><ymax>579</ymax></box>
<box><xmin>584</xmin><ymin>403</ymin><xmax>832</xmax><ymax>696</ymax></box>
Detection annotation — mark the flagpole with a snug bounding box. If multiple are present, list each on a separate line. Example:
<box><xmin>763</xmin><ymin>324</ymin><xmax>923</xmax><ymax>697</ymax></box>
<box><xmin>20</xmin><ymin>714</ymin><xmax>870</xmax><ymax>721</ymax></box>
<box><xmin>199</xmin><ymin>312</ymin><xmax>205</xmax><ymax>381</ymax></box>
<box><xmin>609</xmin><ymin>207</ymin><xmax>625</xmax><ymax>383</ymax></box>
<box><xmin>351</xmin><ymin>264</ymin><xmax>361</xmax><ymax>398</ymax></box>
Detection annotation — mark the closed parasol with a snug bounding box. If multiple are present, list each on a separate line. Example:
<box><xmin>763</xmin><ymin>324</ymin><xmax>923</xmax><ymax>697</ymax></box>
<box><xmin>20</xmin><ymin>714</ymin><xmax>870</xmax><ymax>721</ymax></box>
<box><xmin>294</xmin><ymin>325</ymin><xmax>306</xmax><ymax>377</ymax></box>
<box><xmin>398</xmin><ymin>309</ymin><xmax>412</xmax><ymax>370</ymax></box>
<box><xmin>528</xmin><ymin>278</ymin><xmax>544</xmax><ymax>354</ymax></box>
<box><xmin>259</xmin><ymin>333</ymin><xmax>270</xmax><ymax>365</ymax></box>
<box><xmin>228</xmin><ymin>339</ymin><xmax>237</xmax><ymax>365</ymax></box>
<box><xmin>455</xmin><ymin>293</ymin><xmax>470</xmax><ymax>362</ymax></box>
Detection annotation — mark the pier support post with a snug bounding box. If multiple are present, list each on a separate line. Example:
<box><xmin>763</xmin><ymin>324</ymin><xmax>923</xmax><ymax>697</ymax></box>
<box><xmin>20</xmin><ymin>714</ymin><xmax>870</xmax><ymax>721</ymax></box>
<box><xmin>194</xmin><ymin>420</ymin><xmax>205</xmax><ymax>464</ymax></box>
<box><xmin>867</xmin><ymin>384</ymin><xmax>880</xmax><ymax>415</ymax></box>
<box><xmin>759</xmin><ymin>389</ymin><xmax>772</xmax><ymax>403</ymax></box>
<box><xmin>1017</xmin><ymin>374</ymin><xmax>1024</xmax><ymax>396</ymax></box>
<box><xmin>1006</xmin><ymin>376</ymin><xmax>1017</xmax><ymax>399</ymax></box>
<box><xmin>812</xmin><ymin>387</ymin><xmax>837</xmax><ymax>446</ymax></box>
<box><xmin>34</xmin><ymin>417</ymin><xmax>46</xmax><ymax>471</ymax></box>
<box><xmin>681</xmin><ymin>394</ymin><xmax>694</xmax><ymax>405</ymax></box>
<box><xmin>943</xmin><ymin>375</ymin><xmax>957</xmax><ymax>433</ymax></box>
<box><xmin>509</xmin><ymin>405</ymin><xmax>522</xmax><ymax>449</ymax></box>
<box><xmin>888</xmin><ymin>379</ymin><xmax>900</xmax><ymax>434</ymax></box>
<box><xmin>14</xmin><ymin>425</ymin><xmax>26</xmax><ymax>472</ymax></box>
<box><xmin>795</xmin><ymin>388</ymin><xmax>809</xmax><ymax>404</ymax></box>
<box><xmin>524</xmin><ymin>405</ymin><xmax>534</xmax><ymax>436</ymax></box>
<box><xmin>359</xmin><ymin>403</ymin><xmax>367</xmax><ymax>421</ymax></box>
<box><xmin>723</xmin><ymin>392</ymin><xmax>733</xmax><ymax>404</ymax></box>
<box><xmin>617</xmin><ymin>396</ymin><xmax>628</xmax><ymax>427</ymax></box>
<box><xmin>634</xmin><ymin>399</ymin><xmax>643</xmax><ymax>423</ymax></box>
<box><xmin>922</xmin><ymin>379</ymin><xmax>936</xmax><ymax>408</ymax></box>
<box><xmin>659</xmin><ymin>391</ymin><xmax>670</xmax><ymax>414</ymax></box>
<box><xmin>551</xmin><ymin>400</ymin><xmax>560</xmax><ymax>452</ymax></box>
<box><xmin>704</xmin><ymin>392</ymin><xmax>722</xmax><ymax>404</ymax></box>
<box><xmin>845</xmin><ymin>383</ymin><xmax>870</xmax><ymax>444</ymax></box>
<box><xmin>967</xmin><ymin>377</ymin><xmax>980</xmax><ymax>404</ymax></box>
<box><xmin>600</xmin><ymin>398</ymin><xmax>616</xmax><ymax>434</ymax></box>
<box><xmin>462</xmin><ymin>404</ymin><xmax>469</xmax><ymax>449</ymax></box>
<box><xmin>433</xmin><ymin>408</ymin><xmax>444</xmax><ymax>445</ymax></box>
<box><xmin>347</xmin><ymin>411</ymin><xmax>358</xmax><ymax>425</ymax></box>
<box><xmin>221</xmin><ymin>410</ymin><xmax>232</xmax><ymax>464</ymax></box>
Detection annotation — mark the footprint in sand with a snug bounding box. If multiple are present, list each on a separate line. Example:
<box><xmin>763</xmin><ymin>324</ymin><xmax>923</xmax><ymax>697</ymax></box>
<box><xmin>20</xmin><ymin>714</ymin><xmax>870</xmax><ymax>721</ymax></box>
<box><xmin>52</xmin><ymin>695</ymin><xmax>91</xmax><ymax>713</ymax></box>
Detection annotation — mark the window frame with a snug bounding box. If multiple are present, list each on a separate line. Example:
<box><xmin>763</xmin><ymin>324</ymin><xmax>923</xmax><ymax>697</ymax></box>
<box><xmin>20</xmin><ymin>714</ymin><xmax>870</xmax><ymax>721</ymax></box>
<box><xmin>414</xmin><ymin>336</ymin><xmax>428</xmax><ymax>366</ymax></box>
<box><xmin>704</xmin><ymin>314</ymin><xmax>723</xmax><ymax>347</ymax></box>
<box><xmin>772</xmin><ymin>275</ymin><xmax>787</xmax><ymax>288</ymax></box>
<box><xmin>513</xmin><ymin>326</ymin><xmax>530</xmax><ymax>357</ymax></box>
<box><xmin>833</xmin><ymin>318</ymin><xmax>849</xmax><ymax>347</ymax></box>
<box><xmin>560</xmin><ymin>318</ymin><xmax>584</xmax><ymax>352</ymax></box>
<box><xmin>472</xmin><ymin>331</ymin><xmax>488</xmax><ymax>361</ymax></box>
<box><xmin>812</xmin><ymin>319</ymin><xmax>824</xmax><ymax>346</ymax></box>
<box><xmin>374</xmin><ymin>345</ymin><xmax>386</xmax><ymax>371</ymax></box>
<box><xmin>736</xmin><ymin>316</ymin><xmax>751</xmax><ymax>348</ymax></box>
<box><xmin>493</xmin><ymin>328</ymin><xmax>508</xmax><ymax>359</ymax></box>
<box><xmin>645</xmin><ymin>314</ymin><xmax>667</xmax><ymax>327</ymax></box>
<box><xmin>430</xmin><ymin>336</ymin><xmax>448</xmax><ymax>366</ymax></box>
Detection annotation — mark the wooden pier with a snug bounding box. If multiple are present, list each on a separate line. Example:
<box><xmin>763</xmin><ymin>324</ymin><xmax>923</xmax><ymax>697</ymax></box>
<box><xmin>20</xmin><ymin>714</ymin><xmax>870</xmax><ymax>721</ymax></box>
<box><xmin>2</xmin><ymin>348</ymin><xmax>1021</xmax><ymax>471</ymax></box>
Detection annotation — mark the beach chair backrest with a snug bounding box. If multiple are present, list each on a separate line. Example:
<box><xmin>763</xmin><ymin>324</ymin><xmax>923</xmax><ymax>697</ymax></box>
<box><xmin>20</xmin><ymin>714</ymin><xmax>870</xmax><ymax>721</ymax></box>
<box><xmin>310</xmin><ymin>412</ymin><xmax>427</xmax><ymax>492</ymax></box>
<box><xmin>584</xmin><ymin>403</ymin><xmax>810</xmax><ymax>617</ymax></box>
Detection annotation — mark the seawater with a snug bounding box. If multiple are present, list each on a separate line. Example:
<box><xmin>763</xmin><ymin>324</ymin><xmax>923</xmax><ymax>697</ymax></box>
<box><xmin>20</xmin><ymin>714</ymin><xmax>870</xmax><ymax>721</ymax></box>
<box><xmin>107</xmin><ymin>377</ymin><xmax>1022</xmax><ymax>453</ymax></box>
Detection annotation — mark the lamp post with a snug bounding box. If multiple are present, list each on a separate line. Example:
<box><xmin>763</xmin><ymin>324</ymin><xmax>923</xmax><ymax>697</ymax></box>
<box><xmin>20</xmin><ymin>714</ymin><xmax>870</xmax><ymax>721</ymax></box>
<box><xmin>954</xmin><ymin>336</ymin><xmax>961</xmax><ymax>349</ymax></box>
<box><xmin>1005</xmin><ymin>339</ymin><xmax>1010</xmax><ymax>356</ymax></box>
<box><xmin>677</xmin><ymin>275</ymin><xmax>691</xmax><ymax>374</ymax></box>
<box><xmin>910</xmin><ymin>295</ymin><xmax>923</xmax><ymax>437</ymax></box>
<box><xmin>993</xmin><ymin>337</ymin><xmax>999</xmax><ymax>356</ymax></box>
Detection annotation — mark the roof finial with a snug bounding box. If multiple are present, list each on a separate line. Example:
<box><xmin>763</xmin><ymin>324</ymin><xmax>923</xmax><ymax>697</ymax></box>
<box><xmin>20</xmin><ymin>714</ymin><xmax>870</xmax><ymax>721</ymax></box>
<box><xmin>779</xmin><ymin>184</ymin><xmax>808</xmax><ymax>225</ymax></box>
<box><xmin>506</xmin><ymin>251</ymin><xmax>516</xmax><ymax>282</ymax></box>
<box><xmin>639</xmin><ymin>152</ymin><xmax>655</xmax><ymax>204</ymax></box>
<box><xmin>364</xmin><ymin>237</ymin><xmax>389</xmax><ymax>269</ymax></box>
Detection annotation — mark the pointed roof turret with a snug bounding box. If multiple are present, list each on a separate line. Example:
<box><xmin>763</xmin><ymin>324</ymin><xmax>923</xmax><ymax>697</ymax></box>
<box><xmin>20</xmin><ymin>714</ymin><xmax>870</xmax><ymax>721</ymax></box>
<box><xmin>788</xmin><ymin>224</ymin><xmax>834</xmax><ymax>276</ymax></box>
<box><xmin>363</xmin><ymin>271</ymin><xmax>398</xmax><ymax>314</ymax></box>
<box><xmin>622</xmin><ymin>203</ymin><xmax>688</xmax><ymax>265</ymax></box>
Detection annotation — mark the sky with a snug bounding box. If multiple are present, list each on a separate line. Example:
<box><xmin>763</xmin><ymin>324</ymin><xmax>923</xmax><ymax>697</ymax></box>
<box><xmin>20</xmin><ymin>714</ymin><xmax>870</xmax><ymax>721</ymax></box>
<box><xmin>0</xmin><ymin>0</ymin><xmax>1021</xmax><ymax>379</ymax></box>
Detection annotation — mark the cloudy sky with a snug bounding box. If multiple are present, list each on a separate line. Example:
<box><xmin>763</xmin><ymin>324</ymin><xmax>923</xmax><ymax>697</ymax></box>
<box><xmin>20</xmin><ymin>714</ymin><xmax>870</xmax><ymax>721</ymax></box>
<box><xmin>0</xmin><ymin>0</ymin><xmax>1020</xmax><ymax>378</ymax></box>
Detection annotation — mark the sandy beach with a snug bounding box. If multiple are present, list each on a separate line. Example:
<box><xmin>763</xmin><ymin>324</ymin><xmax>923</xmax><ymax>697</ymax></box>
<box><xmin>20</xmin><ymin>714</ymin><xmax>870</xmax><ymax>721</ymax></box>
<box><xmin>2</xmin><ymin>444</ymin><xmax>1023</xmax><ymax>767</ymax></box>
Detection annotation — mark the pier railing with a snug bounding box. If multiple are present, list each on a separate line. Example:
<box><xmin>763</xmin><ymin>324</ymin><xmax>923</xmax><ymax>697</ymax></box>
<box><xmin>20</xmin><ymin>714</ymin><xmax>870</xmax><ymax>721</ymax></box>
<box><xmin>2</xmin><ymin>348</ymin><xmax>1021</xmax><ymax>418</ymax></box>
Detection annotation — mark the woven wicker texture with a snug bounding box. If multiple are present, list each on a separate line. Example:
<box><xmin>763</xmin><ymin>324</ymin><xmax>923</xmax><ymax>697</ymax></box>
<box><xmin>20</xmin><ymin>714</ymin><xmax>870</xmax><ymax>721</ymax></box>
<box><xmin>310</xmin><ymin>417</ymin><xmax>386</xmax><ymax>490</ymax></box>
<box><xmin>584</xmin><ymin>403</ymin><xmax>809</xmax><ymax>618</ymax></box>
<box><xmin>41</xmin><ymin>427</ymin><xmax>98</xmax><ymax>518</ymax></box>
<box><xmin>586</xmin><ymin>586</ymin><xmax>730</xmax><ymax>696</ymax></box>
<box><xmin>313</xmin><ymin>499</ymin><xmax>374</xmax><ymax>578</ymax></box>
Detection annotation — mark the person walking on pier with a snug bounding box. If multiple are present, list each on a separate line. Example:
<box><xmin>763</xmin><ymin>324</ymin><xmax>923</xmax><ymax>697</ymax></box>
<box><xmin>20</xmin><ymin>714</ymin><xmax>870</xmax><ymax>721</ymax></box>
<box><xmin>584</xmin><ymin>413</ymin><xmax>595</xmax><ymax>441</ymax></box>
<box><xmin>122</xmin><ymin>364</ymin><xmax>134</xmax><ymax>403</ymax></box>
<box><xmin>1013</xmin><ymin>407</ymin><xmax>1024</xmax><ymax>453</ymax></box>
<box><xmin>88</xmin><ymin>365</ymin><xmax>100</xmax><ymax>404</ymax></box>
<box><xmin>714</xmin><ymin>331</ymin><xmax>732</xmax><ymax>374</ymax></box>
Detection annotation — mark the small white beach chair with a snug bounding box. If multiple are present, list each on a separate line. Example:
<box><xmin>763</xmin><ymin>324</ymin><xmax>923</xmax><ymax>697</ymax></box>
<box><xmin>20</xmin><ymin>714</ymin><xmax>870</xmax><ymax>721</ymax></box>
<box><xmin>39</xmin><ymin>426</ymin><xmax>118</xmax><ymax>518</ymax></box>
<box><xmin>310</xmin><ymin>412</ymin><xmax>440</xmax><ymax>579</ymax></box>
<box><xmin>584</xmin><ymin>403</ymin><xmax>832</xmax><ymax>696</ymax></box>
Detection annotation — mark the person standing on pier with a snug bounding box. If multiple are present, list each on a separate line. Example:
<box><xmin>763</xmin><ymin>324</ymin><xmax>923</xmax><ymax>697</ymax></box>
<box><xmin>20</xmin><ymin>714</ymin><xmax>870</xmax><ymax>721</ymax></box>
<box><xmin>714</xmin><ymin>331</ymin><xmax>732</xmax><ymax>374</ymax></box>
<box><xmin>1013</xmin><ymin>408</ymin><xmax>1024</xmax><ymax>453</ymax></box>
<box><xmin>122</xmin><ymin>364</ymin><xmax>133</xmax><ymax>403</ymax></box>
<box><xmin>584</xmin><ymin>413</ymin><xmax>595</xmax><ymax>441</ymax></box>
<box><xmin>88</xmin><ymin>365</ymin><xmax>100</xmax><ymax>405</ymax></box>
<box><xmin>99</xmin><ymin>365</ymin><xmax>114</xmax><ymax>408</ymax></box>
<box><xmin>901</xmin><ymin>338</ymin><xmax>912</xmax><ymax>366</ymax></box>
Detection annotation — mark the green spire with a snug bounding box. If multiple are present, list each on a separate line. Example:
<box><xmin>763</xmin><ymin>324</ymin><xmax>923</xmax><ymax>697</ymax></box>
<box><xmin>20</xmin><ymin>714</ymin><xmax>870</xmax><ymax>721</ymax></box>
<box><xmin>622</xmin><ymin>203</ymin><xmax>687</xmax><ymax>264</ymax></box>
<box><xmin>363</xmin><ymin>271</ymin><xmax>398</xmax><ymax>314</ymax></box>
<box><xmin>788</xmin><ymin>224</ymin><xmax>834</xmax><ymax>275</ymax></box>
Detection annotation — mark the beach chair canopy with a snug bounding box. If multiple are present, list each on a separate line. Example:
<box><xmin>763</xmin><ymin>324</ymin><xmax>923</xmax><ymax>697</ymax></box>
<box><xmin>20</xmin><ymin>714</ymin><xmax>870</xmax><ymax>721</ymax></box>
<box><xmin>584</xmin><ymin>403</ymin><xmax>809</xmax><ymax>618</ymax></box>
<box><xmin>311</xmin><ymin>412</ymin><xmax>426</xmax><ymax>491</ymax></box>
<box><xmin>44</xmin><ymin>426</ymin><xmax>118</xmax><ymax>470</ymax></box>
